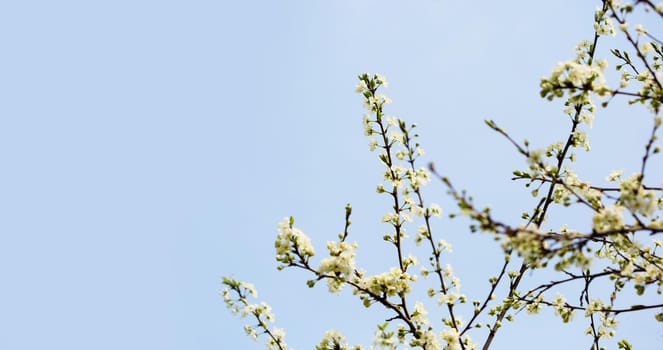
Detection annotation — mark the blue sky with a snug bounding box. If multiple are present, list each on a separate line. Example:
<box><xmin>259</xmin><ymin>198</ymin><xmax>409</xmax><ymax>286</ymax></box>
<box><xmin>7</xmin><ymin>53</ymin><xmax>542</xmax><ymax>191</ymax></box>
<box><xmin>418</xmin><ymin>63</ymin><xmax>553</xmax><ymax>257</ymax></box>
<box><xmin>2</xmin><ymin>1</ymin><xmax>661</xmax><ymax>349</ymax></box>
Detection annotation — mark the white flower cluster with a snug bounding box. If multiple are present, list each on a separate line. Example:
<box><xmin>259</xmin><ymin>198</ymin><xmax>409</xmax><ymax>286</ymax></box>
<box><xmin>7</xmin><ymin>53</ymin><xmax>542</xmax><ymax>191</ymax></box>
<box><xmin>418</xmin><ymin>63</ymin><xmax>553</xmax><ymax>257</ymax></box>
<box><xmin>410</xmin><ymin>329</ymin><xmax>442</xmax><ymax>350</ymax></box>
<box><xmin>609</xmin><ymin>14</ymin><xmax>663</xmax><ymax>111</ymax></box>
<box><xmin>318</xmin><ymin>240</ymin><xmax>358</xmax><ymax>292</ymax></box>
<box><xmin>357</xmin><ymin>267</ymin><xmax>417</xmax><ymax>306</ymax></box>
<box><xmin>500</xmin><ymin>223</ymin><xmax>549</xmax><ymax>267</ymax></box>
<box><xmin>525</xmin><ymin>293</ymin><xmax>544</xmax><ymax>315</ymax></box>
<box><xmin>541</xmin><ymin>58</ymin><xmax>610</xmax><ymax>100</ymax></box>
<box><xmin>432</xmin><ymin>265</ymin><xmax>466</xmax><ymax>306</ymax></box>
<box><xmin>221</xmin><ymin>277</ymin><xmax>288</xmax><ymax>349</ymax></box>
<box><xmin>315</xmin><ymin>330</ymin><xmax>363</xmax><ymax>350</ymax></box>
<box><xmin>371</xmin><ymin>322</ymin><xmax>474</xmax><ymax>350</ymax></box>
<box><xmin>407</xmin><ymin>167</ymin><xmax>430</xmax><ymax>190</ymax></box>
<box><xmin>552</xmin><ymin>168</ymin><xmax>602</xmax><ymax>208</ymax></box>
<box><xmin>439</xmin><ymin>327</ymin><xmax>477</xmax><ymax>350</ymax></box>
<box><xmin>266</xmin><ymin>328</ymin><xmax>288</xmax><ymax>350</ymax></box>
<box><xmin>357</xmin><ymin>74</ymin><xmax>428</xmax><ymax>193</ymax></box>
<box><xmin>589</xmin><ymin>171</ymin><xmax>663</xmax><ymax>233</ymax></box>
<box><xmin>552</xmin><ymin>294</ymin><xmax>575</xmax><ymax>323</ymax></box>
<box><xmin>538</xmin><ymin>40</ymin><xmax>610</xmax><ymax>165</ymax></box>
<box><xmin>383</xmin><ymin>165</ymin><xmax>407</xmax><ymax>190</ymax></box>
<box><xmin>583</xmin><ymin>299</ymin><xmax>617</xmax><ymax>338</ymax></box>
<box><xmin>275</xmin><ymin>217</ymin><xmax>315</xmax><ymax>268</ymax></box>
<box><xmin>594</xmin><ymin>8</ymin><xmax>616</xmax><ymax>37</ymax></box>
<box><xmin>410</xmin><ymin>301</ymin><xmax>430</xmax><ymax>326</ymax></box>
<box><xmin>633</xmin><ymin>69</ymin><xmax>663</xmax><ymax>111</ymax></box>
<box><xmin>618</xmin><ymin>173</ymin><xmax>659</xmax><ymax>217</ymax></box>
<box><xmin>356</xmin><ymin>73</ymin><xmax>391</xmax><ymax>112</ymax></box>
<box><xmin>525</xmin><ymin>148</ymin><xmax>558</xmax><ymax>178</ymax></box>
<box><xmin>592</xmin><ymin>205</ymin><xmax>625</xmax><ymax>232</ymax></box>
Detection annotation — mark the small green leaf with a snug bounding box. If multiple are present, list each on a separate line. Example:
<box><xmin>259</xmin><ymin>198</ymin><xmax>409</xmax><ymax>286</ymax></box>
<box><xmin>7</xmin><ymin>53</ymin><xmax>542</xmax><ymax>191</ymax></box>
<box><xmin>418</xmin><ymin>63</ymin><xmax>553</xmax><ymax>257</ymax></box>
<box><xmin>618</xmin><ymin>339</ymin><xmax>633</xmax><ymax>350</ymax></box>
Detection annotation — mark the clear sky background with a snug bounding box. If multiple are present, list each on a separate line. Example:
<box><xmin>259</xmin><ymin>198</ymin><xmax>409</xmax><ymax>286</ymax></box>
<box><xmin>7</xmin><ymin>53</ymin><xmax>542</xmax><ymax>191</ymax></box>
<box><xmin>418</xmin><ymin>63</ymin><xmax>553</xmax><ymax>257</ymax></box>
<box><xmin>2</xmin><ymin>1</ymin><xmax>661</xmax><ymax>349</ymax></box>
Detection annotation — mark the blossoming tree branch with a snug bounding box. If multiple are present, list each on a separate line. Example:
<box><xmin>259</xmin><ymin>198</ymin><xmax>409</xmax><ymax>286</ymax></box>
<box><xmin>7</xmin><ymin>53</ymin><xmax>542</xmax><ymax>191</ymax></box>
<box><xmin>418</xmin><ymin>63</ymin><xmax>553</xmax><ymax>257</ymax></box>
<box><xmin>222</xmin><ymin>1</ymin><xmax>663</xmax><ymax>349</ymax></box>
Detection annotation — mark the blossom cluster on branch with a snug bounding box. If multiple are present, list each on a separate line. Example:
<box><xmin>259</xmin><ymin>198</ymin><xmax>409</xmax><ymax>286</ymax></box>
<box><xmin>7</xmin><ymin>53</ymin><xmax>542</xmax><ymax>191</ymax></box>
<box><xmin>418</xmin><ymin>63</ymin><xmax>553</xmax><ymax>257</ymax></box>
<box><xmin>222</xmin><ymin>1</ymin><xmax>663</xmax><ymax>349</ymax></box>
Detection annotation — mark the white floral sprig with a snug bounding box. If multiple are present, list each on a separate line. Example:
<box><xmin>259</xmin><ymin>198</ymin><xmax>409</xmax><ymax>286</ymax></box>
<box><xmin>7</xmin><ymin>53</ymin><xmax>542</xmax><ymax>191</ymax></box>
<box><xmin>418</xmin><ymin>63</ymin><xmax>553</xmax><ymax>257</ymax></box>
<box><xmin>356</xmin><ymin>73</ymin><xmax>473</xmax><ymax>349</ymax></box>
<box><xmin>315</xmin><ymin>330</ymin><xmax>363</xmax><ymax>350</ymax></box>
<box><xmin>221</xmin><ymin>277</ymin><xmax>289</xmax><ymax>350</ymax></box>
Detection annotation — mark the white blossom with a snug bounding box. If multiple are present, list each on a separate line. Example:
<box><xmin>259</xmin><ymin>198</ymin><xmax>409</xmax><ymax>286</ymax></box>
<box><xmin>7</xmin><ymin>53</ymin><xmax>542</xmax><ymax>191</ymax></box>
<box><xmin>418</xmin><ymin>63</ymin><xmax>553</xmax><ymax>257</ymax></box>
<box><xmin>592</xmin><ymin>205</ymin><xmax>625</xmax><ymax>232</ymax></box>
